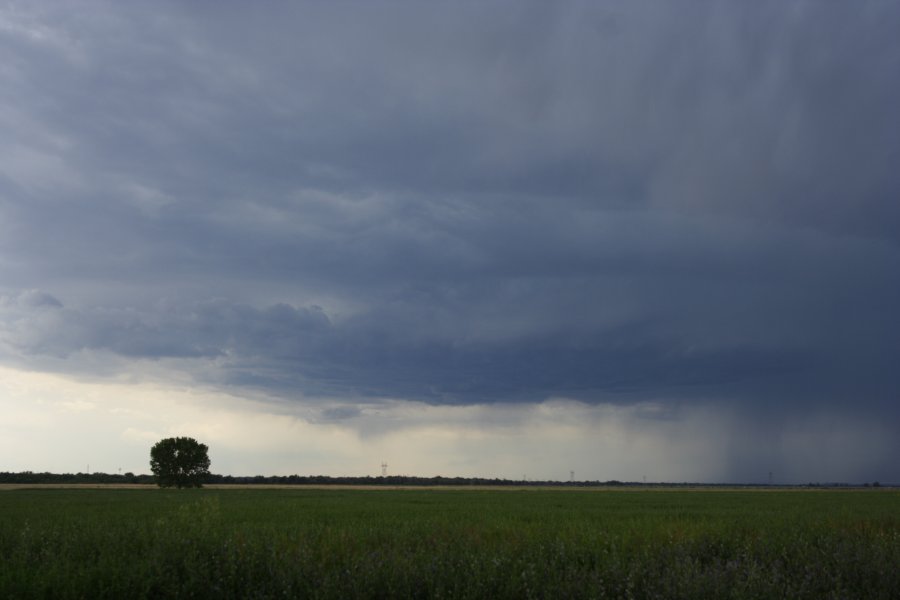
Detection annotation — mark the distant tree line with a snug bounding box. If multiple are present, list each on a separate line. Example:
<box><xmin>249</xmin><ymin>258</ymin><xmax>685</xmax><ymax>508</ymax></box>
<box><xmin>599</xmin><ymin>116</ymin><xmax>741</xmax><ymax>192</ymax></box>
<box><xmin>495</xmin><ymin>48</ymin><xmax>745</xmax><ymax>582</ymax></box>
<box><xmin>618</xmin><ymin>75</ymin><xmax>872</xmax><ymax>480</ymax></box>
<box><xmin>205</xmin><ymin>474</ymin><xmax>602</xmax><ymax>486</ymax></box>
<box><xmin>0</xmin><ymin>471</ymin><xmax>154</xmax><ymax>484</ymax></box>
<box><xmin>0</xmin><ymin>471</ymin><xmax>642</xmax><ymax>486</ymax></box>
<box><xmin>0</xmin><ymin>471</ymin><xmax>611</xmax><ymax>486</ymax></box>
<box><xmin>0</xmin><ymin>471</ymin><xmax>889</xmax><ymax>487</ymax></box>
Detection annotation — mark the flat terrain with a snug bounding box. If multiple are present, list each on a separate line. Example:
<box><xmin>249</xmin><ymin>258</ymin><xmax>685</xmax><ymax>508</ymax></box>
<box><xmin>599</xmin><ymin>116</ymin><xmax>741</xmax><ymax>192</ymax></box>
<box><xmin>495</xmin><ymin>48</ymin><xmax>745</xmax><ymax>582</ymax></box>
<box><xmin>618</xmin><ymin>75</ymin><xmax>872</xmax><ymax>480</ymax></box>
<box><xmin>0</xmin><ymin>482</ymin><xmax>877</xmax><ymax>490</ymax></box>
<box><xmin>2</xmin><ymin>487</ymin><xmax>898</xmax><ymax>598</ymax></box>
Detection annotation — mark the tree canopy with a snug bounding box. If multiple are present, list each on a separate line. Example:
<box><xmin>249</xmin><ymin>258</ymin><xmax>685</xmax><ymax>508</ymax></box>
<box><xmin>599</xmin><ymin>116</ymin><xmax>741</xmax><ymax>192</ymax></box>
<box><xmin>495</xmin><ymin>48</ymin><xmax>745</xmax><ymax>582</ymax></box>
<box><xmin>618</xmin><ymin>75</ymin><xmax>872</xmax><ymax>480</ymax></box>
<box><xmin>149</xmin><ymin>437</ymin><xmax>210</xmax><ymax>488</ymax></box>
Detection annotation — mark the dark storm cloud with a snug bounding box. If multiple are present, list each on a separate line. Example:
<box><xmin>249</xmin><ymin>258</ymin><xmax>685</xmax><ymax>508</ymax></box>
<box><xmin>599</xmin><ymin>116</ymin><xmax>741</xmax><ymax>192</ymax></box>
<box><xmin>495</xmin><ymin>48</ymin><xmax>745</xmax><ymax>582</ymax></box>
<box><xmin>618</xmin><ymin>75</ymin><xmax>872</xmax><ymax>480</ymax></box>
<box><xmin>1</xmin><ymin>1</ymin><xmax>899</xmax><ymax>423</ymax></box>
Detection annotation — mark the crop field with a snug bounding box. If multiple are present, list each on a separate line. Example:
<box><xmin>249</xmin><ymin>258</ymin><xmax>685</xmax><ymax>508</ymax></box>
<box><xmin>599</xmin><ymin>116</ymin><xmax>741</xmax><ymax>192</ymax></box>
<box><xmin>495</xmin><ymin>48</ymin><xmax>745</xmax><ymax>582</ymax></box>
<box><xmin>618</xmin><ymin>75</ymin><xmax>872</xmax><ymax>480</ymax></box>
<box><xmin>1</xmin><ymin>487</ymin><xmax>898</xmax><ymax>599</ymax></box>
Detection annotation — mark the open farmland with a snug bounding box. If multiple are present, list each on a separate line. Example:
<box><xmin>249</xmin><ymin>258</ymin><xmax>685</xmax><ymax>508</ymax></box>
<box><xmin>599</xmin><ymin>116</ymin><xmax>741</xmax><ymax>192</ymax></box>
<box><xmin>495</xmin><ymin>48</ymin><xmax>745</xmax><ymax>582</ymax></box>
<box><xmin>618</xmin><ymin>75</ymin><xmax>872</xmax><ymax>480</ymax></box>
<box><xmin>1</xmin><ymin>487</ymin><xmax>898</xmax><ymax>599</ymax></box>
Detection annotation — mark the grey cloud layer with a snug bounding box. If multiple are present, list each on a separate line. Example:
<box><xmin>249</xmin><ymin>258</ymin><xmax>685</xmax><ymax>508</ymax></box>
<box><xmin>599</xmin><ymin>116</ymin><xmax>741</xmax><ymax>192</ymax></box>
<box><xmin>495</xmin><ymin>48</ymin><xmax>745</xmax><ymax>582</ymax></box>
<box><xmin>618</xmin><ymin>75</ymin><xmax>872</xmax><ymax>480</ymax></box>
<box><xmin>3</xmin><ymin>209</ymin><xmax>898</xmax><ymax>410</ymax></box>
<box><xmin>1</xmin><ymin>2</ymin><xmax>899</xmax><ymax>422</ymax></box>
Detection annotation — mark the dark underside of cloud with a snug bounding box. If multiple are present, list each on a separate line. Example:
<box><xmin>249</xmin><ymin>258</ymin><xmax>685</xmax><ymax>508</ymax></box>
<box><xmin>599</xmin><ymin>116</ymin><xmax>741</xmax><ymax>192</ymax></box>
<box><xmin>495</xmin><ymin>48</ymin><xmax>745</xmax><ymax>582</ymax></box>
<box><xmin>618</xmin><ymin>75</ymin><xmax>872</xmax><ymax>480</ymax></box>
<box><xmin>0</xmin><ymin>1</ymin><xmax>898</xmax><ymax>426</ymax></box>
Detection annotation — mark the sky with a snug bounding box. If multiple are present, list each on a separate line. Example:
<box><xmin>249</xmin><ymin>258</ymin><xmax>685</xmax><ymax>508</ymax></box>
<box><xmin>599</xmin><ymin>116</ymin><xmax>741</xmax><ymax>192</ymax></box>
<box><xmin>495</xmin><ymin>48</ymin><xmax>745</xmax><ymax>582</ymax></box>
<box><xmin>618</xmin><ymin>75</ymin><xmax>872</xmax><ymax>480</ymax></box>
<box><xmin>1</xmin><ymin>1</ymin><xmax>898</xmax><ymax>483</ymax></box>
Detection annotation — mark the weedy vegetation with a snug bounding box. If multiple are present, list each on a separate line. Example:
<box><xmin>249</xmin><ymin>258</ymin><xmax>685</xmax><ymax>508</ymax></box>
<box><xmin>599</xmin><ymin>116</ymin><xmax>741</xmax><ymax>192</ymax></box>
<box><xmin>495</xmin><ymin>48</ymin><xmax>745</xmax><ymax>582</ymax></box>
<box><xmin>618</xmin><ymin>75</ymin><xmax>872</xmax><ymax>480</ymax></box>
<box><xmin>1</xmin><ymin>487</ymin><xmax>897</xmax><ymax>598</ymax></box>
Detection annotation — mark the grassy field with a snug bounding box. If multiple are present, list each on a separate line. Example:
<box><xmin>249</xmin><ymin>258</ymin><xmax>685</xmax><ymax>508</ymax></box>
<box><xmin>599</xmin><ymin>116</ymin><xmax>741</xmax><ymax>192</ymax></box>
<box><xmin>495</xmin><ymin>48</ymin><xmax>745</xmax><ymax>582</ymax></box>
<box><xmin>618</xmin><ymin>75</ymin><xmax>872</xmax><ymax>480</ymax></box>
<box><xmin>1</xmin><ymin>487</ymin><xmax>897</xmax><ymax>599</ymax></box>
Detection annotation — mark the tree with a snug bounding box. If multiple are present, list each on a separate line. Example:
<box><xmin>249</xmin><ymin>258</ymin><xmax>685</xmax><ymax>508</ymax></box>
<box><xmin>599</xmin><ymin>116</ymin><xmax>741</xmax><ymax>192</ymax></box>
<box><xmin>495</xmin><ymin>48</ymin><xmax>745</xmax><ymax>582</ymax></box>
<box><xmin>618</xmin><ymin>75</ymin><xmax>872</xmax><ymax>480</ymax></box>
<box><xmin>149</xmin><ymin>437</ymin><xmax>211</xmax><ymax>488</ymax></box>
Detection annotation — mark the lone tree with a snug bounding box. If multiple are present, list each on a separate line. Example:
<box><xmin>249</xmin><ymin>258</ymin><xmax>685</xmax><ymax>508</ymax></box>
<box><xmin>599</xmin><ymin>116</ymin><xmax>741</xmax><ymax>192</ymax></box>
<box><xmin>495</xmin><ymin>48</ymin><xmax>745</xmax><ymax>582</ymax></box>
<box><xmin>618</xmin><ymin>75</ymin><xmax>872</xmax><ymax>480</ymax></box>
<box><xmin>149</xmin><ymin>437</ymin><xmax>211</xmax><ymax>488</ymax></box>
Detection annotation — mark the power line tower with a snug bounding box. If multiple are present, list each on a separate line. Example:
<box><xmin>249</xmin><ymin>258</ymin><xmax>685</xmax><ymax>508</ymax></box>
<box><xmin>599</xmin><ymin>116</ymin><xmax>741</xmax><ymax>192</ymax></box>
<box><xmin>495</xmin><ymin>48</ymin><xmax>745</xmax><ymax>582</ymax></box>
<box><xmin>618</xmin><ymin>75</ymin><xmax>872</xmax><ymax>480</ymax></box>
<box><xmin>381</xmin><ymin>461</ymin><xmax>388</xmax><ymax>477</ymax></box>
<box><xmin>570</xmin><ymin>470</ymin><xmax>575</xmax><ymax>482</ymax></box>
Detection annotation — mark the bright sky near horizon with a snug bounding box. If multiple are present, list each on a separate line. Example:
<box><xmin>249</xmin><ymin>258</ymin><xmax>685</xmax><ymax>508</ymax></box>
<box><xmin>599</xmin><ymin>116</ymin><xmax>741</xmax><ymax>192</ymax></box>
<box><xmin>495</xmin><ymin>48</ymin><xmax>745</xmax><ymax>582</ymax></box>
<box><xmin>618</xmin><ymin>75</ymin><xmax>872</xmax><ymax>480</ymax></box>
<box><xmin>1</xmin><ymin>2</ymin><xmax>899</xmax><ymax>483</ymax></box>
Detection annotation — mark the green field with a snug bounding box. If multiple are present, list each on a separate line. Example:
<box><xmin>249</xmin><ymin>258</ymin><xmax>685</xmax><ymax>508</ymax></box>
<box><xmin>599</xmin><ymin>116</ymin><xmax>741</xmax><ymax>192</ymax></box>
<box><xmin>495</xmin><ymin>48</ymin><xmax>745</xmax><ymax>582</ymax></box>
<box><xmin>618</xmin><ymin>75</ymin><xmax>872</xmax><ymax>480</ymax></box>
<box><xmin>1</xmin><ymin>487</ymin><xmax>898</xmax><ymax>599</ymax></box>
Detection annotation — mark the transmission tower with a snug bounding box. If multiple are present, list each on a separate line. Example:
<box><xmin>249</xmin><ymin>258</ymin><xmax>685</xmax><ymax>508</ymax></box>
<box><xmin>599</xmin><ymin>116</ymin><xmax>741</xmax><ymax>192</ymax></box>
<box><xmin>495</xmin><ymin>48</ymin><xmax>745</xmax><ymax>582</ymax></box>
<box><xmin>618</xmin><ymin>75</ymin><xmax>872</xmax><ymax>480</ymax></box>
<box><xmin>381</xmin><ymin>461</ymin><xmax>388</xmax><ymax>477</ymax></box>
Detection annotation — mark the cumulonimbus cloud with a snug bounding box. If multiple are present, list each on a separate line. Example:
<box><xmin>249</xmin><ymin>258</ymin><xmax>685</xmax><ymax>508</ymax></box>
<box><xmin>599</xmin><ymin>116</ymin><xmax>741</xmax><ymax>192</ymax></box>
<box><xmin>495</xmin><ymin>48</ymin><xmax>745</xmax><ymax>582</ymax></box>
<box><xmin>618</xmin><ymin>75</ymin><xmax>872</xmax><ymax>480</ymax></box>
<box><xmin>1</xmin><ymin>2</ymin><xmax>899</xmax><ymax>480</ymax></box>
